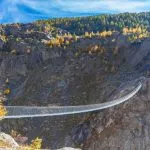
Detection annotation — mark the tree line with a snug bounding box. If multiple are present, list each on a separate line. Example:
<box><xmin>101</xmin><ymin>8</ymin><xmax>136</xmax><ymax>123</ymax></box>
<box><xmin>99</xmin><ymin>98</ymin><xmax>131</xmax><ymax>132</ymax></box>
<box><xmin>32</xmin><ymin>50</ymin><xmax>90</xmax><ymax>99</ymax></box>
<box><xmin>36</xmin><ymin>12</ymin><xmax>150</xmax><ymax>35</ymax></box>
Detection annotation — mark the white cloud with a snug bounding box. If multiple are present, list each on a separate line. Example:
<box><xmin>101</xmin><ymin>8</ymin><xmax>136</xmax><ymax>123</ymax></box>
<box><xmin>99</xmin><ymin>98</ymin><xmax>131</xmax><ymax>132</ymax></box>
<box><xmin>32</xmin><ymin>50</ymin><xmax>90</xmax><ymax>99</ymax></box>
<box><xmin>8</xmin><ymin>0</ymin><xmax>150</xmax><ymax>15</ymax></box>
<box><xmin>55</xmin><ymin>0</ymin><xmax>150</xmax><ymax>13</ymax></box>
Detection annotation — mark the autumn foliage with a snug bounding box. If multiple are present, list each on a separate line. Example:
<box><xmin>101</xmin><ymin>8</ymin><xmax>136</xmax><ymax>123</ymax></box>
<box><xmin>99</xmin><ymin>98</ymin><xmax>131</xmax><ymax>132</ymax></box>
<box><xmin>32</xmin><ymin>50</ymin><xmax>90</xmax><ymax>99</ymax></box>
<box><xmin>84</xmin><ymin>30</ymin><xmax>113</xmax><ymax>38</ymax></box>
<box><xmin>0</xmin><ymin>103</ymin><xmax>7</xmax><ymax>118</ymax></box>
<box><xmin>18</xmin><ymin>137</ymin><xmax>42</xmax><ymax>150</ymax></box>
<box><xmin>0</xmin><ymin>135</ymin><xmax>42</xmax><ymax>150</ymax></box>
<box><xmin>3</xmin><ymin>88</ymin><xmax>11</xmax><ymax>95</ymax></box>
<box><xmin>30</xmin><ymin>137</ymin><xmax>42</xmax><ymax>149</ymax></box>
<box><xmin>123</xmin><ymin>26</ymin><xmax>142</xmax><ymax>34</ymax></box>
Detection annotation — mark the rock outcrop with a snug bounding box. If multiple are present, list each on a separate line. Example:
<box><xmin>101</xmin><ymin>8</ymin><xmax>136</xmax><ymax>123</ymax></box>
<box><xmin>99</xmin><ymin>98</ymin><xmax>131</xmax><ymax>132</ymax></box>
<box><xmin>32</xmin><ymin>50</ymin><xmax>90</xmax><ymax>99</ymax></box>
<box><xmin>0</xmin><ymin>132</ymin><xmax>80</xmax><ymax>150</ymax></box>
<box><xmin>0</xmin><ymin>132</ymin><xmax>19</xmax><ymax>149</ymax></box>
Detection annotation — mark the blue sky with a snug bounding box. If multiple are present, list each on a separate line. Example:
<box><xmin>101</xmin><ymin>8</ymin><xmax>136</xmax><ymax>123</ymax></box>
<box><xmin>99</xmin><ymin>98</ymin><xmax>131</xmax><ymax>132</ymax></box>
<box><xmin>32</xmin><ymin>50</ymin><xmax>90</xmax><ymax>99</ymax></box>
<box><xmin>0</xmin><ymin>0</ymin><xmax>150</xmax><ymax>24</ymax></box>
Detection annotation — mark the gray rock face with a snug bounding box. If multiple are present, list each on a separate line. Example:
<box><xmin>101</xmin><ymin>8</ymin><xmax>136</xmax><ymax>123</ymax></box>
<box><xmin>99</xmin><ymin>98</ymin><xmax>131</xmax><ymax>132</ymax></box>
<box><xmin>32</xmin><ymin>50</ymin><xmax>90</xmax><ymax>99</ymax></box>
<box><xmin>123</xmin><ymin>38</ymin><xmax>150</xmax><ymax>67</ymax></box>
<box><xmin>0</xmin><ymin>39</ymin><xmax>4</xmax><ymax>50</ymax></box>
<box><xmin>74</xmin><ymin>78</ymin><xmax>150</xmax><ymax>150</ymax></box>
<box><xmin>0</xmin><ymin>56</ymin><xmax>28</xmax><ymax>77</ymax></box>
<box><xmin>130</xmin><ymin>39</ymin><xmax>150</xmax><ymax>66</ymax></box>
<box><xmin>116</xmin><ymin>35</ymin><xmax>129</xmax><ymax>49</ymax></box>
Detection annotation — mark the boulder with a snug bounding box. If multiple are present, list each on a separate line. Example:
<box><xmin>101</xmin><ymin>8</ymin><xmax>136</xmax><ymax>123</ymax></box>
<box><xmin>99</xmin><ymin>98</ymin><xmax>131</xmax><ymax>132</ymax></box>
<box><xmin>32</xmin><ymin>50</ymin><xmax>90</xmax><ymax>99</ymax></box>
<box><xmin>0</xmin><ymin>132</ymin><xmax>19</xmax><ymax>149</ymax></box>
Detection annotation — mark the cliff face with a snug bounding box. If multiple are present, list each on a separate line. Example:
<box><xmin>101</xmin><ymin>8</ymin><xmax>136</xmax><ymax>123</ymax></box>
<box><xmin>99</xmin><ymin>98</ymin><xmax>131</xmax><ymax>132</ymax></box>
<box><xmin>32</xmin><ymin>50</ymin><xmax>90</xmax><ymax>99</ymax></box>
<box><xmin>0</xmin><ymin>23</ymin><xmax>149</xmax><ymax>149</ymax></box>
<box><xmin>67</xmin><ymin>78</ymin><xmax>150</xmax><ymax>150</ymax></box>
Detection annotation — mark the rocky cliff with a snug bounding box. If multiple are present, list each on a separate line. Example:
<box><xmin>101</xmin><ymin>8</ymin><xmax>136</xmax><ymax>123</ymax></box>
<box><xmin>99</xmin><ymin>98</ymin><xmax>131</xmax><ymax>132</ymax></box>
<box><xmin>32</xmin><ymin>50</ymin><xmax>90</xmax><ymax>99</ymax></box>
<box><xmin>0</xmin><ymin>23</ymin><xmax>149</xmax><ymax>149</ymax></box>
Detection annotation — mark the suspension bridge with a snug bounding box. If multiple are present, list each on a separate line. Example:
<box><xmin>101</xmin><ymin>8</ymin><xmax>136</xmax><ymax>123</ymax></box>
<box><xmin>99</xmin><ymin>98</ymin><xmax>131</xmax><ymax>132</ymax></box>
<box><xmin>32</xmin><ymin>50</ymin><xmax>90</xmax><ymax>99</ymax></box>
<box><xmin>2</xmin><ymin>80</ymin><xmax>142</xmax><ymax>119</ymax></box>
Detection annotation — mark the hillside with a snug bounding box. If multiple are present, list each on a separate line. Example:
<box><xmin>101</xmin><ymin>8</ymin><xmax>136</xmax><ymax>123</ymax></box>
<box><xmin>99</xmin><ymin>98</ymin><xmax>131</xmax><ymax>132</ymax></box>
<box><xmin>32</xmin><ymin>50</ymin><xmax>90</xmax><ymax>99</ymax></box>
<box><xmin>0</xmin><ymin>12</ymin><xmax>149</xmax><ymax>149</ymax></box>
